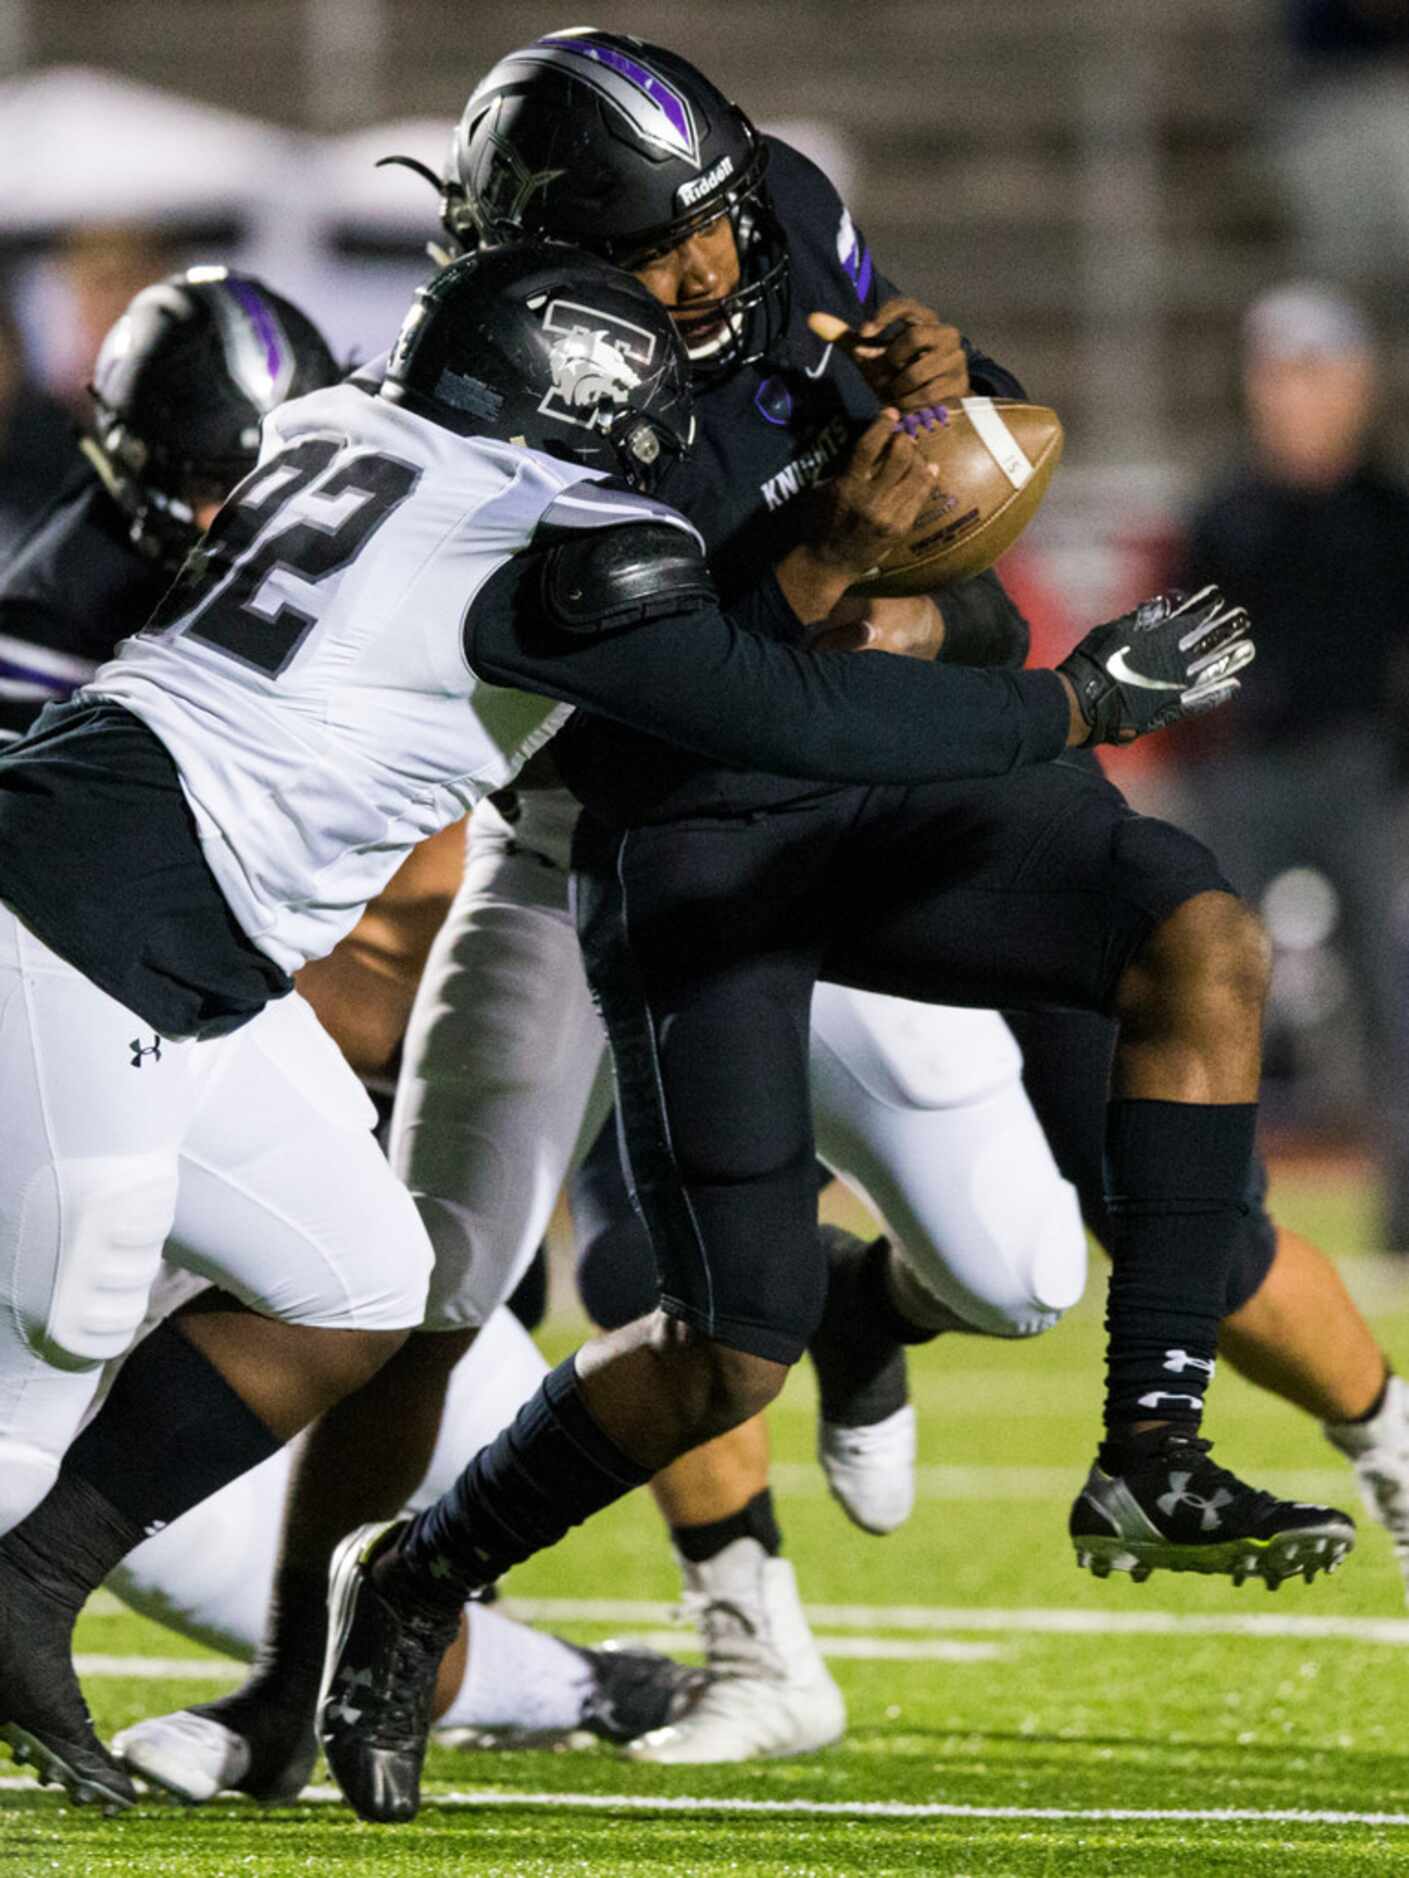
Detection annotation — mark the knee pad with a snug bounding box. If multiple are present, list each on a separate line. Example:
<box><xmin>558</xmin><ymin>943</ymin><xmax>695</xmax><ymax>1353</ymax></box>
<box><xmin>0</xmin><ymin>1438</ymin><xmax>61</xmax><ymax>1536</ymax></box>
<box><xmin>659</xmin><ymin>994</ymin><xmax>811</xmax><ymax>1182</ymax></box>
<box><xmin>18</xmin><ymin>1153</ymin><xmax>177</xmax><ymax>1370</ymax></box>
<box><xmin>899</xmin><ymin>1154</ymin><xmax>1088</xmax><ymax>1340</ymax></box>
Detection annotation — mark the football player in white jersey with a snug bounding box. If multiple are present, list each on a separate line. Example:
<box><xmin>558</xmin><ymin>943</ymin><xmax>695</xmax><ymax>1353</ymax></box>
<box><xmin>0</xmin><ymin>242</ymin><xmax>1190</xmax><ymax>1813</ymax></box>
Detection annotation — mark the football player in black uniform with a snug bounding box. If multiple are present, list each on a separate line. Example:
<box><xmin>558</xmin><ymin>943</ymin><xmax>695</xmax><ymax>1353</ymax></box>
<box><xmin>441</xmin><ymin>31</ymin><xmax>1401</xmax><ymax>1607</ymax></box>
<box><xmin>0</xmin><ymin>237</ymin><xmax>1226</xmax><ymax>1815</ymax></box>
<box><xmin>0</xmin><ymin>268</ymin><xmax>338</xmax><ymax>743</ymax></box>
<box><xmin>309</xmin><ymin>36</ymin><xmax>1354</xmax><ymax>1828</ymax></box>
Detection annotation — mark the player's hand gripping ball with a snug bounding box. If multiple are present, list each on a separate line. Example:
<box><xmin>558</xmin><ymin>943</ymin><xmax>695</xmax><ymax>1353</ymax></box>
<box><xmin>808</xmin><ymin>309</ymin><xmax>1064</xmax><ymax>596</ymax></box>
<box><xmin>844</xmin><ymin>398</ymin><xmax>1063</xmax><ymax>597</ymax></box>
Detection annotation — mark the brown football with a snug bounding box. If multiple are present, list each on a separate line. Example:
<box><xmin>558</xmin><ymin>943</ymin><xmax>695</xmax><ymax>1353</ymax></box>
<box><xmin>847</xmin><ymin>399</ymin><xmax>1065</xmax><ymax>598</ymax></box>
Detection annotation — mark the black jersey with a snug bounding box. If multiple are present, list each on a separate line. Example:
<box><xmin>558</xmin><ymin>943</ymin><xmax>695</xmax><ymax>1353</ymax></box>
<box><xmin>555</xmin><ymin>137</ymin><xmax>1030</xmax><ymax>825</ymax></box>
<box><xmin>0</xmin><ymin>465</ymin><xmax>171</xmax><ymax>742</ymax></box>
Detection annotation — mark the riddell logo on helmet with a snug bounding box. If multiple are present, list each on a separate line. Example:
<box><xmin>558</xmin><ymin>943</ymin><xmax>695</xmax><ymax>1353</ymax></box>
<box><xmin>677</xmin><ymin>155</ymin><xmax>734</xmax><ymax>211</ymax></box>
<box><xmin>539</xmin><ymin>299</ymin><xmax>657</xmax><ymax>432</ymax></box>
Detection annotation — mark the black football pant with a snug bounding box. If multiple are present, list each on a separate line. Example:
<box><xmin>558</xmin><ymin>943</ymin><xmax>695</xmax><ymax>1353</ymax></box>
<box><xmin>571</xmin><ymin>1006</ymin><xmax>1278</xmax><ymax>1335</ymax></box>
<box><xmin>572</xmin><ymin>760</ymin><xmax>1233</xmax><ymax>1365</ymax></box>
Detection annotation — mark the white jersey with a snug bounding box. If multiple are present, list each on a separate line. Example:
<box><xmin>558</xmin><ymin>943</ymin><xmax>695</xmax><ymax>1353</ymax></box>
<box><xmin>86</xmin><ymin>382</ymin><xmax>680</xmax><ymax>975</ymax></box>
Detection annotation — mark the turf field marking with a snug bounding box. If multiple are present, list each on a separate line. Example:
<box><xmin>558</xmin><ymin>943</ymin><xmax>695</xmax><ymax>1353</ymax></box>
<box><xmin>4</xmin><ymin>1777</ymin><xmax>1408</xmax><ymax>1826</ymax></box>
<box><xmin>595</xmin><ymin>1633</ymin><xmax>1004</xmax><ymax>1661</ymax></box>
<box><xmin>507</xmin><ymin>1597</ymin><xmax>1409</xmax><ymax>1645</ymax></box>
<box><xmin>71</xmin><ymin>1638</ymin><xmax>1005</xmax><ymax>1678</ymax></box>
<box><xmin>75</xmin><ymin>1655</ymin><xmax>244</xmax><ymax>1679</ymax></box>
<box><xmin>768</xmin><ymin>1461</ymin><xmax>1354</xmax><ymax>1501</ymax></box>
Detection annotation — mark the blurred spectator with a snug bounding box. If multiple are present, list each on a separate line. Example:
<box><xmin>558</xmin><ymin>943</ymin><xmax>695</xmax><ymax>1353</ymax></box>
<box><xmin>0</xmin><ymin>292</ymin><xmax>79</xmax><ymax>559</ymax></box>
<box><xmin>1275</xmin><ymin>2</ymin><xmax>1409</xmax><ymax>295</ymax></box>
<box><xmin>49</xmin><ymin>225</ymin><xmax>172</xmax><ymax>411</ymax></box>
<box><xmin>1175</xmin><ymin>280</ymin><xmax>1409</xmax><ymax>1242</ymax></box>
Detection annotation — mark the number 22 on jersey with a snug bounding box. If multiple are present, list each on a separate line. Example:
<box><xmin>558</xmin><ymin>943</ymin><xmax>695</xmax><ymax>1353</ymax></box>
<box><xmin>147</xmin><ymin>441</ymin><xmax>421</xmax><ymax>678</ymax></box>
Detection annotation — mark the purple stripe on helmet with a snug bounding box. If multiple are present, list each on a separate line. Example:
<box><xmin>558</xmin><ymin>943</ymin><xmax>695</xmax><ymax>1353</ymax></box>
<box><xmin>0</xmin><ymin>656</ymin><xmax>70</xmax><ymax>694</ymax></box>
<box><xmin>538</xmin><ymin>36</ymin><xmax>698</xmax><ymax>163</ymax></box>
<box><xmin>227</xmin><ymin>279</ymin><xmax>285</xmax><ymax>383</ymax></box>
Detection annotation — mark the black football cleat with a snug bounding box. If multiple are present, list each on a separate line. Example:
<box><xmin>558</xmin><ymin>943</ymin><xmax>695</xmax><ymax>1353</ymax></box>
<box><xmin>574</xmin><ymin>1640</ymin><xmax>712</xmax><ymax>1744</ymax></box>
<box><xmin>1071</xmin><ymin>1431</ymin><xmax>1356</xmax><ymax>1588</ymax></box>
<box><xmin>0</xmin><ymin>1550</ymin><xmax>136</xmax><ymax>1814</ymax></box>
<box><xmin>319</xmin><ymin>1520</ymin><xmax>460</xmax><ymax>1824</ymax></box>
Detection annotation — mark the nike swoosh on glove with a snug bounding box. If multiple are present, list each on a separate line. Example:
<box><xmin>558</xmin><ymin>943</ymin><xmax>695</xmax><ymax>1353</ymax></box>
<box><xmin>1057</xmin><ymin>586</ymin><xmax>1255</xmax><ymax>746</ymax></box>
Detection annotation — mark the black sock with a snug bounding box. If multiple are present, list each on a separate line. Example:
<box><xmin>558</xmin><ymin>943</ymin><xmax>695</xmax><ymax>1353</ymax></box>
<box><xmin>66</xmin><ymin>1321</ymin><xmax>281</xmax><ymax>1525</ymax></box>
<box><xmin>672</xmin><ymin>1489</ymin><xmax>782</xmax><ymax>1564</ymax></box>
<box><xmin>1</xmin><ymin>1322</ymin><xmax>281</xmax><ymax>1610</ymax></box>
<box><xmin>1103</xmin><ymin>1098</ymin><xmax>1258</xmax><ymax>1438</ymax></box>
<box><xmin>387</xmin><ymin>1356</ymin><xmax>652</xmax><ymax>1611</ymax></box>
<box><xmin>215</xmin><ymin>1564</ymin><xmax>328</xmax><ymax>1709</ymax></box>
<box><xmin>0</xmin><ymin>1472</ymin><xmax>144</xmax><ymax>1617</ymax></box>
<box><xmin>857</xmin><ymin>1237</ymin><xmax>940</xmax><ymax>1348</ymax></box>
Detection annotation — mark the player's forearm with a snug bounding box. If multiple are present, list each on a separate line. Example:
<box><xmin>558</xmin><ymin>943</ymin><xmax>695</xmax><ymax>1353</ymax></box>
<box><xmin>772</xmin><ymin>543</ymin><xmax>864</xmax><ymax>628</ymax></box>
<box><xmin>469</xmin><ymin>560</ymin><xmax>1072</xmax><ymax>784</ymax></box>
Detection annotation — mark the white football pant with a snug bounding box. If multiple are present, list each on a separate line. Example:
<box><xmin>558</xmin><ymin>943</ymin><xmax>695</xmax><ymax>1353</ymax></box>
<box><xmin>391</xmin><ymin>793</ymin><xmax>1086</xmax><ymax>1338</ymax></box>
<box><xmin>0</xmin><ymin>902</ymin><xmax>433</xmax><ymax>1534</ymax></box>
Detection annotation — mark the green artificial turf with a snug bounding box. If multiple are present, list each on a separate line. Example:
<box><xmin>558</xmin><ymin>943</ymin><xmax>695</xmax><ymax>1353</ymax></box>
<box><xmin>6</xmin><ymin>1164</ymin><xmax>1409</xmax><ymax>1874</ymax></box>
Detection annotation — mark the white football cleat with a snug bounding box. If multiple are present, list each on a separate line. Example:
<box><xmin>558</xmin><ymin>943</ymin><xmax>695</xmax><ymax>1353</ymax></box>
<box><xmin>623</xmin><ymin>1537</ymin><xmax>845</xmax><ymax>1764</ymax></box>
<box><xmin>113</xmin><ymin>1709</ymin><xmax>253</xmax><ymax>1803</ymax></box>
<box><xmin>819</xmin><ymin>1401</ymin><xmax>917</xmax><ymax>1535</ymax></box>
<box><xmin>1325</xmin><ymin>1371</ymin><xmax>1409</xmax><ymax>1599</ymax></box>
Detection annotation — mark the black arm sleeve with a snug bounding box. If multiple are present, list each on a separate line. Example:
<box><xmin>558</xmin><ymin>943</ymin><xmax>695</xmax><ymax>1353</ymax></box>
<box><xmin>937</xmin><ymin>570</ymin><xmax>1032</xmax><ymax>671</ymax></box>
<box><xmin>465</xmin><ymin>550</ymin><xmax>1070</xmax><ymax>786</ymax></box>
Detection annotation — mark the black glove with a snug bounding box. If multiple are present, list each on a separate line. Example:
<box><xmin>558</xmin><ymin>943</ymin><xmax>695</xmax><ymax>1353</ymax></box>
<box><xmin>1058</xmin><ymin>586</ymin><xmax>1254</xmax><ymax>746</ymax></box>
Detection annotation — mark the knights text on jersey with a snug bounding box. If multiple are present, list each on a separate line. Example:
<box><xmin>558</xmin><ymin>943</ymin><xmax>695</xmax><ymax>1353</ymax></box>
<box><xmin>85</xmin><ymin>382</ymin><xmax>620</xmax><ymax>975</ymax></box>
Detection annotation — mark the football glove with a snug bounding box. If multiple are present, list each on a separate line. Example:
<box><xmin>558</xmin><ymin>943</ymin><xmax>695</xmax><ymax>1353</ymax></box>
<box><xmin>1058</xmin><ymin>586</ymin><xmax>1255</xmax><ymax>746</ymax></box>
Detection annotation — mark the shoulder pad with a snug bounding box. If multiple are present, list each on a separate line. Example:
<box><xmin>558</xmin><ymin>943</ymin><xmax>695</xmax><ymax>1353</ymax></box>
<box><xmin>539</xmin><ymin>522</ymin><xmax>716</xmax><ymax>636</ymax></box>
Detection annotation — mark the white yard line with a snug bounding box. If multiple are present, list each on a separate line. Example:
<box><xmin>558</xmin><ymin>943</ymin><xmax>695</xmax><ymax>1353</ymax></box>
<box><xmin>73</xmin><ymin>1598</ymin><xmax>1409</xmax><ymax>1680</ymax></box>
<box><xmin>506</xmin><ymin>1597</ymin><xmax>1409</xmax><ymax>1645</ymax></box>
<box><xmin>766</xmin><ymin>1462</ymin><xmax>1353</xmax><ymax>1500</ymax></box>
<box><xmin>2</xmin><ymin>1777</ymin><xmax>1406</xmax><ymax>1827</ymax></box>
<box><xmin>70</xmin><ymin>1638</ymin><xmax>1004</xmax><ymax>1677</ymax></box>
<box><xmin>75</xmin><ymin>1655</ymin><xmax>243</xmax><ymax>1679</ymax></box>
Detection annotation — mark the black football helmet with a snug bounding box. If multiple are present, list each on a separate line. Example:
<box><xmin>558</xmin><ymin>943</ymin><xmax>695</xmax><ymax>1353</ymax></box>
<box><xmin>381</xmin><ymin>243</ymin><xmax>695</xmax><ymax>495</ymax></box>
<box><xmin>85</xmin><ymin>267</ymin><xmax>340</xmax><ymax>570</ymax></box>
<box><xmin>432</xmin><ymin>29</ymin><xmax>789</xmax><ymax>377</ymax></box>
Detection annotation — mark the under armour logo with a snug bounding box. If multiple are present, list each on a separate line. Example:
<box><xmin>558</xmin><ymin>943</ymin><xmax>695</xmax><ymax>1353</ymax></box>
<box><xmin>1156</xmin><ymin>1471</ymin><xmax>1234</xmax><ymax>1531</ymax></box>
<box><xmin>1138</xmin><ymin>1390</ymin><xmax>1204</xmax><ymax>1412</ymax></box>
<box><xmin>130</xmin><ymin>1035</ymin><xmax>162</xmax><ymax>1068</ymax></box>
<box><xmin>143</xmin><ymin>1519</ymin><xmax>168</xmax><ymax>1538</ymax></box>
<box><xmin>326</xmin><ymin>1665</ymin><xmax>374</xmax><ymax>1727</ymax></box>
<box><xmin>1163</xmin><ymin>1349</ymin><xmax>1216</xmax><ymax>1378</ymax></box>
